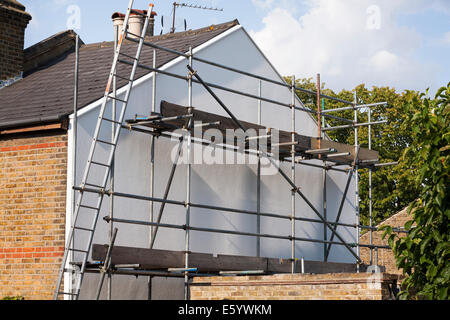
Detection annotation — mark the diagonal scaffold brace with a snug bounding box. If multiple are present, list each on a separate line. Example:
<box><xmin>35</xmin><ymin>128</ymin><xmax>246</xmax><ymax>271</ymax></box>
<box><xmin>324</xmin><ymin>146</ymin><xmax>360</xmax><ymax>261</ymax></box>
<box><xmin>186</xmin><ymin>64</ymin><xmax>362</xmax><ymax>264</ymax></box>
<box><xmin>95</xmin><ymin>227</ymin><xmax>118</xmax><ymax>300</ymax></box>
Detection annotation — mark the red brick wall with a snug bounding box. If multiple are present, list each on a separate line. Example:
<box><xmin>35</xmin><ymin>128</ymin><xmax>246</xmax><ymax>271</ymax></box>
<box><xmin>191</xmin><ymin>273</ymin><xmax>399</xmax><ymax>300</ymax></box>
<box><xmin>0</xmin><ymin>132</ymin><xmax>67</xmax><ymax>300</ymax></box>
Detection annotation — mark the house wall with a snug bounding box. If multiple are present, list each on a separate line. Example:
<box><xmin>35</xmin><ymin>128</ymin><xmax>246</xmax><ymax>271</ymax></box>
<box><xmin>0</xmin><ymin>132</ymin><xmax>67</xmax><ymax>300</ymax></box>
<box><xmin>71</xmin><ymin>26</ymin><xmax>358</xmax><ymax>299</ymax></box>
<box><xmin>190</xmin><ymin>273</ymin><xmax>398</xmax><ymax>300</ymax></box>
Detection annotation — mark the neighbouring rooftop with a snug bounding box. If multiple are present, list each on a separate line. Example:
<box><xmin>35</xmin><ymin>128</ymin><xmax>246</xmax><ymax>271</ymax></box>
<box><xmin>0</xmin><ymin>20</ymin><xmax>240</xmax><ymax>129</ymax></box>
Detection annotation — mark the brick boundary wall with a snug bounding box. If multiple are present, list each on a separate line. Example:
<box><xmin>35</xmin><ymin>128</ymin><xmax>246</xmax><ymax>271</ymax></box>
<box><xmin>191</xmin><ymin>273</ymin><xmax>399</xmax><ymax>300</ymax></box>
<box><xmin>0</xmin><ymin>132</ymin><xmax>67</xmax><ymax>300</ymax></box>
<box><xmin>360</xmin><ymin>207</ymin><xmax>411</xmax><ymax>275</ymax></box>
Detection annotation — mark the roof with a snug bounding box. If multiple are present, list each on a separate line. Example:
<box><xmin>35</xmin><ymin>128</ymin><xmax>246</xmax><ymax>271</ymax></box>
<box><xmin>23</xmin><ymin>30</ymin><xmax>84</xmax><ymax>75</ymax></box>
<box><xmin>0</xmin><ymin>20</ymin><xmax>239</xmax><ymax>129</ymax></box>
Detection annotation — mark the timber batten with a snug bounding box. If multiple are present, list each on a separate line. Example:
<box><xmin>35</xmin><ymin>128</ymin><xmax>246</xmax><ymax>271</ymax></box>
<box><xmin>91</xmin><ymin>244</ymin><xmax>366</xmax><ymax>274</ymax></box>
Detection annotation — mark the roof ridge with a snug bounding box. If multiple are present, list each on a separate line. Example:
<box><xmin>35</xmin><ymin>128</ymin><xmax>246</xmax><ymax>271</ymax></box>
<box><xmin>81</xmin><ymin>19</ymin><xmax>239</xmax><ymax>50</ymax></box>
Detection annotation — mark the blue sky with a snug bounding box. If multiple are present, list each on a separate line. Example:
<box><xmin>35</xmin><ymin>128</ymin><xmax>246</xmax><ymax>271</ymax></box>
<box><xmin>21</xmin><ymin>0</ymin><xmax>449</xmax><ymax>94</ymax></box>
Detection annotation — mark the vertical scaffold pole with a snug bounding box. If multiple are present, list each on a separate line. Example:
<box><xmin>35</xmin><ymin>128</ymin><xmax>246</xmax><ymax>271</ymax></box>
<box><xmin>354</xmin><ymin>92</ymin><xmax>360</xmax><ymax>272</ymax></box>
<box><xmin>107</xmin><ymin>25</ymin><xmax>118</xmax><ymax>300</ymax></box>
<box><xmin>322</xmin><ymin>98</ymin><xmax>327</xmax><ymax>261</ymax></box>
<box><xmin>256</xmin><ymin>80</ymin><xmax>262</xmax><ymax>257</ymax></box>
<box><xmin>368</xmin><ymin>108</ymin><xmax>373</xmax><ymax>265</ymax></box>
<box><xmin>70</xmin><ymin>34</ymin><xmax>79</xmax><ymax>300</ymax></box>
<box><xmin>148</xmin><ymin>48</ymin><xmax>157</xmax><ymax>301</ymax></box>
<box><xmin>317</xmin><ymin>74</ymin><xmax>321</xmax><ymax>143</ymax></box>
<box><xmin>185</xmin><ymin>47</ymin><xmax>193</xmax><ymax>300</ymax></box>
<box><xmin>323</xmin><ymin>163</ymin><xmax>327</xmax><ymax>261</ymax></box>
<box><xmin>290</xmin><ymin>75</ymin><xmax>296</xmax><ymax>274</ymax></box>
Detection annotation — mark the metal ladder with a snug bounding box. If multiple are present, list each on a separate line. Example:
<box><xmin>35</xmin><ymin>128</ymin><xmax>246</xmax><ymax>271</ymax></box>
<box><xmin>54</xmin><ymin>1</ymin><xmax>155</xmax><ymax>300</ymax></box>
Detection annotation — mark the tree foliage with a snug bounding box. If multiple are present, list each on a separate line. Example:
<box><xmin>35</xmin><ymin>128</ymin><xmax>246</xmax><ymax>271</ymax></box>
<box><xmin>381</xmin><ymin>84</ymin><xmax>450</xmax><ymax>300</ymax></box>
<box><xmin>285</xmin><ymin>77</ymin><xmax>422</xmax><ymax>226</ymax></box>
<box><xmin>286</xmin><ymin>76</ymin><xmax>449</xmax><ymax>299</ymax></box>
<box><xmin>2</xmin><ymin>296</ymin><xmax>24</xmax><ymax>300</ymax></box>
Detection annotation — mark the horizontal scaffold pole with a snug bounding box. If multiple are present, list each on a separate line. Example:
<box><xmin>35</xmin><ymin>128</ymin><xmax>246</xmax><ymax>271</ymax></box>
<box><xmin>321</xmin><ymin>102</ymin><xmax>388</xmax><ymax>114</ymax></box>
<box><xmin>74</xmin><ymin>186</ymin><xmax>364</xmax><ymax>229</ymax></box>
<box><xmin>102</xmin><ymin>217</ymin><xmax>392</xmax><ymax>250</ymax></box>
<box><xmin>105</xmin><ymin>216</ymin><xmax>355</xmax><ymax>247</ymax></box>
<box><xmin>321</xmin><ymin>120</ymin><xmax>388</xmax><ymax>132</ymax></box>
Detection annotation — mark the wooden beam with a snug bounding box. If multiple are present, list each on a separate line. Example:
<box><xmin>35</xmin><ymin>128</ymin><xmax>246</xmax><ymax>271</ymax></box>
<box><xmin>0</xmin><ymin>121</ymin><xmax>66</xmax><ymax>135</ymax></box>
<box><xmin>126</xmin><ymin>100</ymin><xmax>379</xmax><ymax>167</ymax></box>
<box><xmin>92</xmin><ymin>244</ymin><xmax>363</xmax><ymax>274</ymax></box>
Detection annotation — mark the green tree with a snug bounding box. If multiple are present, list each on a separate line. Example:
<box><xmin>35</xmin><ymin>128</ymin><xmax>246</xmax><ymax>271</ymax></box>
<box><xmin>381</xmin><ymin>83</ymin><xmax>450</xmax><ymax>300</ymax></box>
<box><xmin>288</xmin><ymin>77</ymin><xmax>422</xmax><ymax>227</ymax></box>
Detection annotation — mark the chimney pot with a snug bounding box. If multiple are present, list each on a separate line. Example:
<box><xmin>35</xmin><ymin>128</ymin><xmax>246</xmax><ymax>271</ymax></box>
<box><xmin>112</xmin><ymin>10</ymin><xmax>157</xmax><ymax>41</ymax></box>
<box><xmin>112</xmin><ymin>12</ymin><xmax>125</xmax><ymax>43</ymax></box>
<box><xmin>0</xmin><ymin>0</ymin><xmax>32</xmax><ymax>85</ymax></box>
<box><xmin>128</xmin><ymin>13</ymin><xmax>145</xmax><ymax>39</ymax></box>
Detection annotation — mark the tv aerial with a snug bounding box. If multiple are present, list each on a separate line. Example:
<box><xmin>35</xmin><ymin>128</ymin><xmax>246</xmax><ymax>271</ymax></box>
<box><xmin>170</xmin><ymin>2</ymin><xmax>224</xmax><ymax>33</ymax></box>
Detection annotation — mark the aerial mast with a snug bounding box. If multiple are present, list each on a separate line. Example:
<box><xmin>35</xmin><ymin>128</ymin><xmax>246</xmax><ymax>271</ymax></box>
<box><xmin>171</xmin><ymin>2</ymin><xmax>223</xmax><ymax>33</ymax></box>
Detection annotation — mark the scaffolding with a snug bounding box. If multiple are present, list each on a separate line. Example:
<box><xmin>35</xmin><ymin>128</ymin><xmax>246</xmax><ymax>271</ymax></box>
<box><xmin>57</xmin><ymin>0</ymin><xmax>406</xmax><ymax>300</ymax></box>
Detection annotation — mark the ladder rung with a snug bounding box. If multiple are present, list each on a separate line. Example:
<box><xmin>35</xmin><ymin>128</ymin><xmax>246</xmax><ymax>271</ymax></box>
<box><xmin>84</xmin><ymin>182</ymin><xmax>104</xmax><ymax>189</ymax></box>
<box><xmin>125</xmin><ymin>32</ymin><xmax>144</xmax><ymax>40</ymax></box>
<box><xmin>90</xmin><ymin>160</ymin><xmax>110</xmax><ymax>168</ymax></box>
<box><xmin>112</xmin><ymin>73</ymin><xmax>133</xmax><ymax>82</ymax></box>
<box><xmin>79</xmin><ymin>204</ymin><xmax>100</xmax><ymax>211</ymax></box>
<box><xmin>73</xmin><ymin>226</ymin><xmax>94</xmax><ymax>232</ymax></box>
<box><xmin>58</xmin><ymin>291</ymin><xmax>78</xmax><ymax>296</ymax></box>
<box><xmin>107</xmin><ymin>95</ymin><xmax>128</xmax><ymax>104</ymax></box>
<box><xmin>119</xmin><ymin>52</ymin><xmax>138</xmax><ymax>61</ymax></box>
<box><xmin>96</xmin><ymin>139</ymin><xmax>116</xmax><ymax>146</ymax></box>
<box><xmin>68</xmin><ymin>248</ymin><xmax>88</xmax><ymax>253</ymax></box>
<box><xmin>102</xmin><ymin>117</ymin><xmax>122</xmax><ymax>125</ymax></box>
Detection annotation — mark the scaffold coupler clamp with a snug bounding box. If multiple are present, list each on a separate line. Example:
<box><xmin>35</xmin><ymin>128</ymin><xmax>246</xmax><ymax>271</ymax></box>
<box><xmin>187</xmin><ymin>69</ymin><xmax>197</xmax><ymax>80</ymax></box>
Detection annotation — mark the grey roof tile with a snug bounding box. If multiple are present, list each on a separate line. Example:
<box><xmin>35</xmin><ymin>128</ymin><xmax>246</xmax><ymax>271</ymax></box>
<box><xmin>0</xmin><ymin>20</ymin><xmax>239</xmax><ymax>129</ymax></box>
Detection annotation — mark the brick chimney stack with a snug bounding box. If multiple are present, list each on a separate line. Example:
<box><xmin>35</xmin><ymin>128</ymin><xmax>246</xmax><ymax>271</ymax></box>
<box><xmin>0</xmin><ymin>0</ymin><xmax>32</xmax><ymax>84</ymax></box>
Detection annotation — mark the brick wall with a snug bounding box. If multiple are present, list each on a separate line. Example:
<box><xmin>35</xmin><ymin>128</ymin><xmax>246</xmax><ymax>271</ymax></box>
<box><xmin>0</xmin><ymin>132</ymin><xmax>67</xmax><ymax>300</ymax></box>
<box><xmin>0</xmin><ymin>0</ymin><xmax>32</xmax><ymax>81</ymax></box>
<box><xmin>360</xmin><ymin>207</ymin><xmax>411</xmax><ymax>274</ymax></box>
<box><xmin>190</xmin><ymin>273</ymin><xmax>399</xmax><ymax>300</ymax></box>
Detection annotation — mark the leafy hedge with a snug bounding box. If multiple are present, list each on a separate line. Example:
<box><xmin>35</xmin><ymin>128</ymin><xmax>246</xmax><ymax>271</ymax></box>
<box><xmin>381</xmin><ymin>83</ymin><xmax>449</xmax><ymax>300</ymax></box>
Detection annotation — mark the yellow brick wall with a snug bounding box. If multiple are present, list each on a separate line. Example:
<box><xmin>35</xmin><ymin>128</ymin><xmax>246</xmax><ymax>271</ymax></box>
<box><xmin>191</xmin><ymin>273</ymin><xmax>398</xmax><ymax>300</ymax></box>
<box><xmin>359</xmin><ymin>207</ymin><xmax>411</xmax><ymax>274</ymax></box>
<box><xmin>0</xmin><ymin>132</ymin><xmax>67</xmax><ymax>300</ymax></box>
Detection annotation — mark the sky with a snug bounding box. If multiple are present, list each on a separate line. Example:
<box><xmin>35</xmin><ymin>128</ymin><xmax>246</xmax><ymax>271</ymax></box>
<box><xmin>21</xmin><ymin>0</ymin><xmax>450</xmax><ymax>94</ymax></box>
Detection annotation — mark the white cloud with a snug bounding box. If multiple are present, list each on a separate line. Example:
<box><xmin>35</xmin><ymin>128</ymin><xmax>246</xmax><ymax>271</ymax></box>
<box><xmin>252</xmin><ymin>0</ymin><xmax>274</xmax><ymax>9</ymax></box>
<box><xmin>52</xmin><ymin>0</ymin><xmax>72</xmax><ymax>5</ymax></box>
<box><xmin>370</xmin><ymin>50</ymin><xmax>399</xmax><ymax>71</ymax></box>
<box><xmin>249</xmin><ymin>0</ymin><xmax>440</xmax><ymax>92</ymax></box>
<box><xmin>442</xmin><ymin>31</ymin><xmax>450</xmax><ymax>45</ymax></box>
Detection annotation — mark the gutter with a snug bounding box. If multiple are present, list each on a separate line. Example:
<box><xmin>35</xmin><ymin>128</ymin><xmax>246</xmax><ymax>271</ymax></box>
<box><xmin>0</xmin><ymin>114</ymin><xmax>68</xmax><ymax>131</ymax></box>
